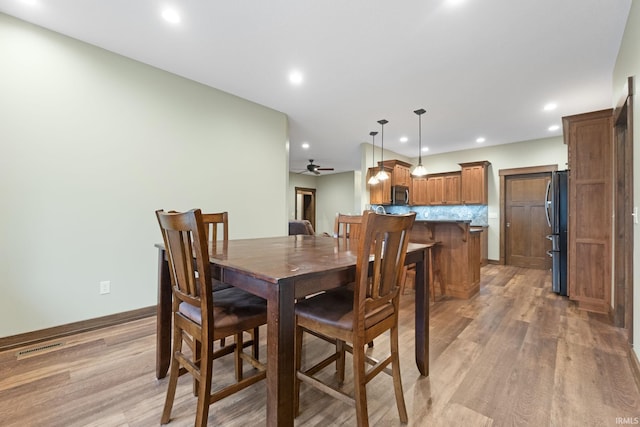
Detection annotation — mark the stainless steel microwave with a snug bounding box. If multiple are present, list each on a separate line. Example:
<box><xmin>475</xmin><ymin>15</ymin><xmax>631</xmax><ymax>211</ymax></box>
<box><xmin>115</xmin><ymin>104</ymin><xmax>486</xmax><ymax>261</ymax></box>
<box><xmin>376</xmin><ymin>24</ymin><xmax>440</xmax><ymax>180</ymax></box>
<box><xmin>391</xmin><ymin>185</ymin><xmax>409</xmax><ymax>205</ymax></box>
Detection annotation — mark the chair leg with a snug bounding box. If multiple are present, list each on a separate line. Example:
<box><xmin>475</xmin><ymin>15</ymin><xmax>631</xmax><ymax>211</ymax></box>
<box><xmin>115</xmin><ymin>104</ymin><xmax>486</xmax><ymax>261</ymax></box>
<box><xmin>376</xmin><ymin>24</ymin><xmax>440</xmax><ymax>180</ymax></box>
<box><xmin>352</xmin><ymin>342</ymin><xmax>369</xmax><ymax>427</ymax></box>
<box><xmin>390</xmin><ymin>324</ymin><xmax>408</xmax><ymax>423</ymax></box>
<box><xmin>193</xmin><ymin>339</ymin><xmax>201</xmax><ymax>396</ymax></box>
<box><xmin>336</xmin><ymin>339</ymin><xmax>346</xmax><ymax>384</ymax></box>
<box><xmin>161</xmin><ymin>326</ymin><xmax>183</xmax><ymax>425</ymax></box>
<box><xmin>194</xmin><ymin>340</ymin><xmax>214</xmax><ymax>427</ymax></box>
<box><xmin>235</xmin><ymin>332</ymin><xmax>244</xmax><ymax>381</ymax></box>
<box><xmin>294</xmin><ymin>324</ymin><xmax>304</xmax><ymax>417</ymax></box>
<box><xmin>400</xmin><ymin>266</ymin><xmax>408</xmax><ymax>295</ymax></box>
<box><xmin>252</xmin><ymin>327</ymin><xmax>260</xmax><ymax>359</ymax></box>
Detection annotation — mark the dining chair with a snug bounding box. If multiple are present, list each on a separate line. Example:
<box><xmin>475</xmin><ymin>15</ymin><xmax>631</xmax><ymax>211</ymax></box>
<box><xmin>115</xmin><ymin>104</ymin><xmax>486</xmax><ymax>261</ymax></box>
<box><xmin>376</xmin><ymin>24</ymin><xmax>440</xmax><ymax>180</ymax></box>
<box><xmin>333</xmin><ymin>213</ymin><xmax>362</xmax><ymax>243</ymax></box>
<box><xmin>401</xmin><ymin>242</ymin><xmax>443</xmax><ymax>300</ymax></box>
<box><xmin>334</xmin><ymin>213</ymin><xmax>375</xmax><ymax>348</ymax></box>
<box><xmin>156</xmin><ymin>209</ymin><xmax>267</xmax><ymax>427</ymax></box>
<box><xmin>294</xmin><ymin>211</ymin><xmax>416</xmax><ymax>427</ymax></box>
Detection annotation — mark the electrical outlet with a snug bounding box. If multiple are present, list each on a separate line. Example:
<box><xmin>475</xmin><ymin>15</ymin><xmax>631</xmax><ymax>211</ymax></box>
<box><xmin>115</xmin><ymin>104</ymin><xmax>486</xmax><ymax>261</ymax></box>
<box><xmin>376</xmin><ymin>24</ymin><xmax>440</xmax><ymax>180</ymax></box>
<box><xmin>100</xmin><ymin>280</ymin><xmax>111</xmax><ymax>295</ymax></box>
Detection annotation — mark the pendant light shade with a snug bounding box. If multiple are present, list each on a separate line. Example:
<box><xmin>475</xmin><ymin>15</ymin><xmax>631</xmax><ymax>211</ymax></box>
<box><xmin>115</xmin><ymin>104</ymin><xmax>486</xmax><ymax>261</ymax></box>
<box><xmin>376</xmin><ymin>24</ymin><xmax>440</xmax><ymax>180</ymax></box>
<box><xmin>411</xmin><ymin>108</ymin><xmax>428</xmax><ymax>177</ymax></box>
<box><xmin>375</xmin><ymin>119</ymin><xmax>389</xmax><ymax>181</ymax></box>
<box><xmin>367</xmin><ymin>131</ymin><xmax>380</xmax><ymax>185</ymax></box>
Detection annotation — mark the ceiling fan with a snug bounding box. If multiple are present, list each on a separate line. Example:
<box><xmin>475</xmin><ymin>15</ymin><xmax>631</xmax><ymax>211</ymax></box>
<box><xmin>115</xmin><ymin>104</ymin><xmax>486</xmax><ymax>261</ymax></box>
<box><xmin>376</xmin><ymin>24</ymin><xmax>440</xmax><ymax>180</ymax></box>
<box><xmin>301</xmin><ymin>159</ymin><xmax>334</xmax><ymax>175</ymax></box>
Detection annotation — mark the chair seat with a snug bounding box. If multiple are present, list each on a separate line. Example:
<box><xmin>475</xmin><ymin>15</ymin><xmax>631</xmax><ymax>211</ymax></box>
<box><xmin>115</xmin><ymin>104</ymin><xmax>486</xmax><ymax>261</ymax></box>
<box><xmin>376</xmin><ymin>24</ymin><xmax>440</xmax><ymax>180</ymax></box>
<box><xmin>295</xmin><ymin>287</ymin><xmax>394</xmax><ymax>332</ymax></box>
<box><xmin>179</xmin><ymin>285</ymin><xmax>267</xmax><ymax>337</ymax></box>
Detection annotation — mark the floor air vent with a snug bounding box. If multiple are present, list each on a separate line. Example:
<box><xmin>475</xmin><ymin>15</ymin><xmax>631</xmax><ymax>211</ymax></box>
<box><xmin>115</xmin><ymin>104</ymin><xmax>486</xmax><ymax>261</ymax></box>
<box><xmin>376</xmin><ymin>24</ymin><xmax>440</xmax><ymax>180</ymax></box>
<box><xmin>16</xmin><ymin>342</ymin><xmax>64</xmax><ymax>359</ymax></box>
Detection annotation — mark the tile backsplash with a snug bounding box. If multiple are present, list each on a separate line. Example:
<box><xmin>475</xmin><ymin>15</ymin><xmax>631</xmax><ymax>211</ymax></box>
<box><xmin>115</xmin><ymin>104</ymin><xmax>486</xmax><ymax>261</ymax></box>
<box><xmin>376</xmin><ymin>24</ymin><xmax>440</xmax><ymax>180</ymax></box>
<box><xmin>376</xmin><ymin>204</ymin><xmax>488</xmax><ymax>226</ymax></box>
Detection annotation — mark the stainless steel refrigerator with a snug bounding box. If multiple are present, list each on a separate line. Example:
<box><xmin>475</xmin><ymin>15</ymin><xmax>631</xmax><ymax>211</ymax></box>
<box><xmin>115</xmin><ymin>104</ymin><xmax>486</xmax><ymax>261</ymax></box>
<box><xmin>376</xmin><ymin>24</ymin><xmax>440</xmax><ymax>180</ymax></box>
<box><xmin>545</xmin><ymin>170</ymin><xmax>568</xmax><ymax>296</ymax></box>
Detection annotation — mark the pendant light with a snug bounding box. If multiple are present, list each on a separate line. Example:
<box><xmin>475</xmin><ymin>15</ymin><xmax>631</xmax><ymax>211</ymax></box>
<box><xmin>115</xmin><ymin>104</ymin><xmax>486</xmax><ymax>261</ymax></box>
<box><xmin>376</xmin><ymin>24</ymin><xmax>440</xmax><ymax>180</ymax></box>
<box><xmin>411</xmin><ymin>108</ymin><xmax>428</xmax><ymax>177</ymax></box>
<box><xmin>375</xmin><ymin>119</ymin><xmax>389</xmax><ymax>181</ymax></box>
<box><xmin>367</xmin><ymin>131</ymin><xmax>380</xmax><ymax>185</ymax></box>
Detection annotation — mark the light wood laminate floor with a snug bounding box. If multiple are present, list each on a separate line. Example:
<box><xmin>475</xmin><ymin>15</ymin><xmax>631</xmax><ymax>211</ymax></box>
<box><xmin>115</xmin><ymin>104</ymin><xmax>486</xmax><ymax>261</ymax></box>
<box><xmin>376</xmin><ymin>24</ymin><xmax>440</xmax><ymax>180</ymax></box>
<box><xmin>1</xmin><ymin>265</ymin><xmax>639</xmax><ymax>426</ymax></box>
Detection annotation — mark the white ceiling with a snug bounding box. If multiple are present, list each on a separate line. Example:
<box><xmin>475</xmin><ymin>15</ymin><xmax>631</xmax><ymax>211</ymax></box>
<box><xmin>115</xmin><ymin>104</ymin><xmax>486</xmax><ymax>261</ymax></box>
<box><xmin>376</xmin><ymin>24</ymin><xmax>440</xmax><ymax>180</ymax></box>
<box><xmin>0</xmin><ymin>0</ymin><xmax>632</xmax><ymax>174</ymax></box>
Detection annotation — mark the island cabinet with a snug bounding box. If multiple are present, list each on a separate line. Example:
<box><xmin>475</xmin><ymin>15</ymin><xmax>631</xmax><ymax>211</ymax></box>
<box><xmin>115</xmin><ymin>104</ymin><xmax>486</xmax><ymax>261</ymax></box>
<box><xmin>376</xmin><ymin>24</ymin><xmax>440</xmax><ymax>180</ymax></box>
<box><xmin>563</xmin><ymin>109</ymin><xmax>613</xmax><ymax>314</ymax></box>
<box><xmin>410</xmin><ymin>220</ymin><xmax>481</xmax><ymax>299</ymax></box>
<box><xmin>471</xmin><ymin>225</ymin><xmax>489</xmax><ymax>266</ymax></box>
<box><xmin>459</xmin><ymin>161</ymin><xmax>491</xmax><ymax>204</ymax></box>
<box><xmin>427</xmin><ymin>172</ymin><xmax>461</xmax><ymax>205</ymax></box>
<box><xmin>367</xmin><ymin>166</ymin><xmax>392</xmax><ymax>204</ymax></box>
<box><xmin>410</xmin><ymin>176</ymin><xmax>429</xmax><ymax>205</ymax></box>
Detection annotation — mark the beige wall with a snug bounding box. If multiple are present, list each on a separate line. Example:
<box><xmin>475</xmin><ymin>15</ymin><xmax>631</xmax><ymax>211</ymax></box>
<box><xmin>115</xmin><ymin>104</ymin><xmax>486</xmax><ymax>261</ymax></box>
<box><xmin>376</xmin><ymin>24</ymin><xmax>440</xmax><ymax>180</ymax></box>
<box><xmin>0</xmin><ymin>14</ymin><xmax>289</xmax><ymax>337</ymax></box>
<box><xmin>613</xmin><ymin>0</ymin><xmax>640</xmax><ymax>360</ymax></box>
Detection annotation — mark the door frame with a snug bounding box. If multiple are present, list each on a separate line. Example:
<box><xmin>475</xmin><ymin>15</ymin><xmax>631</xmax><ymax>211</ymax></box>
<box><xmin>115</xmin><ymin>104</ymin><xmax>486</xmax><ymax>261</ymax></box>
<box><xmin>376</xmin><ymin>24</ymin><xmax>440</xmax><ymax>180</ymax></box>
<box><xmin>498</xmin><ymin>165</ymin><xmax>558</xmax><ymax>265</ymax></box>
<box><xmin>613</xmin><ymin>76</ymin><xmax>634</xmax><ymax>337</ymax></box>
<box><xmin>294</xmin><ymin>187</ymin><xmax>316</xmax><ymax>231</ymax></box>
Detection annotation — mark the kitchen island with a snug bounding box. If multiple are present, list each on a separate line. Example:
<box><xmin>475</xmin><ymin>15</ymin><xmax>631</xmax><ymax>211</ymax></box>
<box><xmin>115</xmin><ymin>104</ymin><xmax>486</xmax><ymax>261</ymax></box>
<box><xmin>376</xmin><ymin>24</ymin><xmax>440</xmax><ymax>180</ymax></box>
<box><xmin>410</xmin><ymin>220</ymin><xmax>481</xmax><ymax>299</ymax></box>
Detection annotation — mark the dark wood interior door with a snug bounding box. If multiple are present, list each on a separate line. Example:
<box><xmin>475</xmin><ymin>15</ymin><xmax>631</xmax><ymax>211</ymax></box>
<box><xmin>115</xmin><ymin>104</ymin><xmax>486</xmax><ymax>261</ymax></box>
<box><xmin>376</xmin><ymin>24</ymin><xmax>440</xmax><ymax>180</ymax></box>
<box><xmin>505</xmin><ymin>173</ymin><xmax>552</xmax><ymax>269</ymax></box>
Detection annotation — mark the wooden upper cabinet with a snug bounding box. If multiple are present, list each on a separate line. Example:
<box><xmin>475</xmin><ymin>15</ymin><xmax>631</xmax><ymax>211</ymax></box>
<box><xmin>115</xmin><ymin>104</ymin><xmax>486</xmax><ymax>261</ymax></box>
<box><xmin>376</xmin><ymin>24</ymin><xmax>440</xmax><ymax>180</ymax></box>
<box><xmin>427</xmin><ymin>175</ymin><xmax>443</xmax><ymax>205</ymax></box>
<box><xmin>410</xmin><ymin>176</ymin><xmax>429</xmax><ymax>205</ymax></box>
<box><xmin>443</xmin><ymin>172</ymin><xmax>461</xmax><ymax>204</ymax></box>
<box><xmin>367</xmin><ymin>166</ymin><xmax>392</xmax><ymax>205</ymax></box>
<box><xmin>377</xmin><ymin>159</ymin><xmax>412</xmax><ymax>187</ymax></box>
<box><xmin>563</xmin><ymin>109</ymin><xmax>613</xmax><ymax>314</ymax></box>
<box><xmin>459</xmin><ymin>161</ymin><xmax>491</xmax><ymax>204</ymax></box>
<box><xmin>426</xmin><ymin>172</ymin><xmax>460</xmax><ymax>204</ymax></box>
<box><xmin>368</xmin><ymin>160</ymin><xmax>412</xmax><ymax>205</ymax></box>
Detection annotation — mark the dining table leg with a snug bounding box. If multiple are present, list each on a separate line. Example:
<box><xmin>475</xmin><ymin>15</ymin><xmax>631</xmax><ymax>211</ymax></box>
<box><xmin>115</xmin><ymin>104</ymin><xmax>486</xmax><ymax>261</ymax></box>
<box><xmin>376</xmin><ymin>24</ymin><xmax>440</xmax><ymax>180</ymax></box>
<box><xmin>265</xmin><ymin>280</ymin><xmax>296</xmax><ymax>427</ymax></box>
<box><xmin>414</xmin><ymin>247</ymin><xmax>430</xmax><ymax>376</ymax></box>
<box><xmin>156</xmin><ymin>248</ymin><xmax>171</xmax><ymax>379</ymax></box>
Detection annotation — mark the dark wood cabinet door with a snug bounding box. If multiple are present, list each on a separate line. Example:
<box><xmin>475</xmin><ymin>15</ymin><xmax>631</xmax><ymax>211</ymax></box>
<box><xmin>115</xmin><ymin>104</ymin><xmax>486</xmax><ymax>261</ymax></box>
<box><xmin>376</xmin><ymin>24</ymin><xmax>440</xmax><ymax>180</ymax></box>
<box><xmin>564</xmin><ymin>109</ymin><xmax>613</xmax><ymax>314</ymax></box>
<box><xmin>368</xmin><ymin>166</ymin><xmax>392</xmax><ymax>205</ymax></box>
<box><xmin>443</xmin><ymin>173</ymin><xmax>461</xmax><ymax>204</ymax></box>
<box><xmin>411</xmin><ymin>176</ymin><xmax>429</xmax><ymax>205</ymax></box>
<box><xmin>427</xmin><ymin>176</ymin><xmax>443</xmax><ymax>205</ymax></box>
<box><xmin>460</xmin><ymin>161</ymin><xmax>490</xmax><ymax>204</ymax></box>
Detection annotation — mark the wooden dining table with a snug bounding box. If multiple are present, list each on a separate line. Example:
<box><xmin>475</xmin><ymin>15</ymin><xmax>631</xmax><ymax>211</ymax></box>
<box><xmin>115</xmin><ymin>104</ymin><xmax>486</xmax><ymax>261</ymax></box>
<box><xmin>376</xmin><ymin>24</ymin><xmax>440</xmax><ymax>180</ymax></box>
<box><xmin>155</xmin><ymin>235</ymin><xmax>431</xmax><ymax>427</ymax></box>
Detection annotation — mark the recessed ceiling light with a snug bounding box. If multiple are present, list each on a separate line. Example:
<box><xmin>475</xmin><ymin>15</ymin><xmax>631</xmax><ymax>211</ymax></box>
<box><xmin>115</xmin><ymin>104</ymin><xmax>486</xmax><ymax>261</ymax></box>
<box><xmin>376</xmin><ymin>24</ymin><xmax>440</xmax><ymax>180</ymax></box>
<box><xmin>446</xmin><ymin>0</ymin><xmax>465</xmax><ymax>6</ymax></box>
<box><xmin>400</xmin><ymin>136</ymin><xmax>408</xmax><ymax>143</ymax></box>
<box><xmin>476</xmin><ymin>137</ymin><xmax>486</xmax><ymax>143</ymax></box>
<box><xmin>544</xmin><ymin>102</ymin><xmax>557</xmax><ymax>111</ymax></box>
<box><xmin>301</xmin><ymin>142</ymin><xmax>310</xmax><ymax>149</ymax></box>
<box><xmin>20</xmin><ymin>0</ymin><xmax>37</xmax><ymax>6</ymax></box>
<box><xmin>422</xmin><ymin>147</ymin><xmax>429</xmax><ymax>152</ymax></box>
<box><xmin>548</xmin><ymin>125</ymin><xmax>560</xmax><ymax>131</ymax></box>
<box><xmin>162</xmin><ymin>8</ymin><xmax>181</xmax><ymax>24</ymax></box>
<box><xmin>289</xmin><ymin>70</ymin><xmax>303</xmax><ymax>85</ymax></box>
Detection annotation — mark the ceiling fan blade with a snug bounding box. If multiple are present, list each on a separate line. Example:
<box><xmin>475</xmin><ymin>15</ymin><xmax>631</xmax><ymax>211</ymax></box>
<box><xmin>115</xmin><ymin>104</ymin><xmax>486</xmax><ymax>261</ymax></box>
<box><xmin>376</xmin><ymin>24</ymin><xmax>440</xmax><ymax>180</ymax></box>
<box><xmin>317</xmin><ymin>167</ymin><xmax>334</xmax><ymax>171</ymax></box>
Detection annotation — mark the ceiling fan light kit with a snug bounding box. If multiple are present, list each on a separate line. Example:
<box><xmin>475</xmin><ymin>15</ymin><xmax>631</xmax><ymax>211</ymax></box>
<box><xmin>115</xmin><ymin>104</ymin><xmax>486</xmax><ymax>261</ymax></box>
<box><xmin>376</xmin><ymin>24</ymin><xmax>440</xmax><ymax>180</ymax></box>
<box><xmin>411</xmin><ymin>108</ymin><xmax>428</xmax><ymax>177</ymax></box>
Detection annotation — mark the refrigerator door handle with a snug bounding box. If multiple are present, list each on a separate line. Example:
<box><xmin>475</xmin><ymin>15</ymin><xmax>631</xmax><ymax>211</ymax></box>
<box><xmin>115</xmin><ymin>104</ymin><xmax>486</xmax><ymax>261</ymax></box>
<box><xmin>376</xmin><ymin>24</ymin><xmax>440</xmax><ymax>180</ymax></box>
<box><xmin>544</xmin><ymin>179</ymin><xmax>552</xmax><ymax>228</ymax></box>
